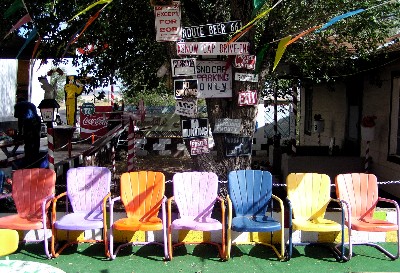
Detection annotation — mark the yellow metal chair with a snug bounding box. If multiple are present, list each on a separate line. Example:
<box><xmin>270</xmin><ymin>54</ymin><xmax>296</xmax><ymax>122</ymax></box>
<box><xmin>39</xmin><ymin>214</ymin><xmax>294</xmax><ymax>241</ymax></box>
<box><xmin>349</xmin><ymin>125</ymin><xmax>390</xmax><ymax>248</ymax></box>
<box><xmin>286</xmin><ymin>173</ymin><xmax>349</xmax><ymax>261</ymax></box>
<box><xmin>0</xmin><ymin>229</ymin><xmax>19</xmax><ymax>256</ymax></box>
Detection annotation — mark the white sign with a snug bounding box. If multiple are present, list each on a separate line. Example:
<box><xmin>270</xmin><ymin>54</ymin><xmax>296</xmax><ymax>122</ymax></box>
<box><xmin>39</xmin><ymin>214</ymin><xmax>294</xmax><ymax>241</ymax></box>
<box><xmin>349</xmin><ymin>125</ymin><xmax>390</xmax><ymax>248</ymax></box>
<box><xmin>171</xmin><ymin>58</ymin><xmax>196</xmax><ymax>77</ymax></box>
<box><xmin>214</xmin><ymin>118</ymin><xmax>241</xmax><ymax>134</ymax></box>
<box><xmin>177</xmin><ymin>42</ymin><xmax>250</xmax><ymax>55</ymax></box>
<box><xmin>234</xmin><ymin>55</ymin><xmax>256</xmax><ymax>70</ymax></box>
<box><xmin>235</xmin><ymin>73</ymin><xmax>259</xmax><ymax>82</ymax></box>
<box><xmin>196</xmin><ymin>60</ymin><xmax>232</xmax><ymax>98</ymax></box>
<box><xmin>238</xmin><ymin>90</ymin><xmax>258</xmax><ymax>106</ymax></box>
<box><xmin>190</xmin><ymin>138</ymin><xmax>210</xmax><ymax>155</ymax></box>
<box><xmin>182</xmin><ymin>20</ymin><xmax>242</xmax><ymax>39</ymax></box>
<box><xmin>155</xmin><ymin>1</ymin><xmax>182</xmax><ymax>42</ymax></box>
<box><xmin>175</xmin><ymin>99</ymin><xmax>197</xmax><ymax>117</ymax></box>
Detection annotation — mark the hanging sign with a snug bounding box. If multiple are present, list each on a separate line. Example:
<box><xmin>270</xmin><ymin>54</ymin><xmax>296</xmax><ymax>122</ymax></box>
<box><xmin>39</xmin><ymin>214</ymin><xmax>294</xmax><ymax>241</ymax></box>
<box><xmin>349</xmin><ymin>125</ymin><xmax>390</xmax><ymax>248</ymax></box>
<box><xmin>234</xmin><ymin>55</ymin><xmax>256</xmax><ymax>70</ymax></box>
<box><xmin>225</xmin><ymin>136</ymin><xmax>252</xmax><ymax>157</ymax></box>
<box><xmin>174</xmin><ymin>79</ymin><xmax>198</xmax><ymax>99</ymax></box>
<box><xmin>175</xmin><ymin>99</ymin><xmax>197</xmax><ymax>117</ymax></box>
<box><xmin>182</xmin><ymin>118</ymin><xmax>209</xmax><ymax>139</ymax></box>
<box><xmin>214</xmin><ymin>118</ymin><xmax>241</xmax><ymax>134</ymax></box>
<box><xmin>196</xmin><ymin>60</ymin><xmax>232</xmax><ymax>98</ymax></box>
<box><xmin>238</xmin><ymin>90</ymin><xmax>258</xmax><ymax>106</ymax></box>
<box><xmin>80</xmin><ymin>106</ymin><xmax>112</xmax><ymax>139</ymax></box>
<box><xmin>182</xmin><ymin>20</ymin><xmax>242</xmax><ymax>40</ymax></box>
<box><xmin>155</xmin><ymin>1</ymin><xmax>182</xmax><ymax>42</ymax></box>
<box><xmin>171</xmin><ymin>58</ymin><xmax>196</xmax><ymax>77</ymax></box>
<box><xmin>190</xmin><ymin>138</ymin><xmax>210</xmax><ymax>155</ymax></box>
<box><xmin>81</xmin><ymin>102</ymin><xmax>95</xmax><ymax>116</ymax></box>
<box><xmin>235</xmin><ymin>73</ymin><xmax>259</xmax><ymax>82</ymax></box>
<box><xmin>177</xmin><ymin>42</ymin><xmax>250</xmax><ymax>55</ymax></box>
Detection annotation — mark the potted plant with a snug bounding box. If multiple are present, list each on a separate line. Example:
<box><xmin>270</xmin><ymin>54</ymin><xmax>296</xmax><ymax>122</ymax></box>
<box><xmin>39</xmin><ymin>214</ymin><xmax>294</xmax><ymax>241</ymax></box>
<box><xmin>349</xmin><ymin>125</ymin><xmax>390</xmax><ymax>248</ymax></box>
<box><xmin>361</xmin><ymin>115</ymin><xmax>376</xmax><ymax>141</ymax></box>
<box><xmin>313</xmin><ymin>114</ymin><xmax>325</xmax><ymax>133</ymax></box>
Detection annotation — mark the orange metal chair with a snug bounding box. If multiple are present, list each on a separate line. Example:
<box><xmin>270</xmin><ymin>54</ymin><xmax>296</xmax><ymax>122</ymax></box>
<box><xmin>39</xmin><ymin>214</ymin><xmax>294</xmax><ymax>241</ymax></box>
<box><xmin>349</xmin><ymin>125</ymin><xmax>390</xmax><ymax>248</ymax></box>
<box><xmin>0</xmin><ymin>168</ymin><xmax>56</xmax><ymax>258</ymax></box>
<box><xmin>286</xmin><ymin>173</ymin><xmax>348</xmax><ymax>261</ymax></box>
<box><xmin>109</xmin><ymin>171</ymin><xmax>168</xmax><ymax>260</ymax></box>
<box><xmin>335</xmin><ymin>173</ymin><xmax>400</xmax><ymax>260</ymax></box>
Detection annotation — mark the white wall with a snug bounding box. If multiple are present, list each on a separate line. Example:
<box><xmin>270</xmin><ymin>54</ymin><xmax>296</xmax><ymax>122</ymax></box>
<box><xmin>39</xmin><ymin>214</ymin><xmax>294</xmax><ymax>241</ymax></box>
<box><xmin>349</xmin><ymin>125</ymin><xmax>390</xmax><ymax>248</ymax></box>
<box><xmin>0</xmin><ymin>59</ymin><xmax>18</xmax><ymax>122</ymax></box>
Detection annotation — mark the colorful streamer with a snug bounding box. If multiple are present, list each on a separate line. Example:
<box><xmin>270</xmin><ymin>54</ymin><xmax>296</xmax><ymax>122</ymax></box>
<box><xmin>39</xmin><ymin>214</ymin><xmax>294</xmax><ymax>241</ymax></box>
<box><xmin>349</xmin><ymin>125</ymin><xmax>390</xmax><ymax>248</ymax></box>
<box><xmin>255</xmin><ymin>45</ymin><xmax>268</xmax><ymax>74</ymax></box>
<box><xmin>317</xmin><ymin>9</ymin><xmax>365</xmax><ymax>32</ymax></box>
<box><xmin>3</xmin><ymin>13</ymin><xmax>32</xmax><ymax>39</ymax></box>
<box><xmin>285</xmin><ymin>25</ymin><xmax>322</xmax><ymax>46</ymax></box>
<box><xmin>273</xmin><ymin>35</ymin><xmax>291</xmax><ymax>71</ymax></box>
<box><xmin>31</xmin><ymin>35</ymin><xmax>42</xmax><ymax>59</ymax></box>
<box><xmin>70</xmin><ymin>8</ymin><xmax>103</xmax><ymax>44</ymax></box>
<box><xmin>16</xmin><ymin>27</ymin><xmax>37</xmax><ymax>59</ymax></box>
<box><xmin>68</xmin><ymin>0</ymin><xmax>113</xmax><ymax>22</ymax></box>
<box><xmin>3</xmin><ymin>0</ymin><xmax>24</xmax><ymax>19</ymax></box>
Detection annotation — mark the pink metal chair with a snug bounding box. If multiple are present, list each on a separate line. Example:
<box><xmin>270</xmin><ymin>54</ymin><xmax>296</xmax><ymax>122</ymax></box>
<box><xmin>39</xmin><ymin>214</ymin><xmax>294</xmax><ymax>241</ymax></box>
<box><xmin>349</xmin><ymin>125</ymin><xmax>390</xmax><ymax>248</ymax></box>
<box><xmin>167</xmin><ymin>172</ymin><xmax>225</xmax><ymax>260</ymax></box>
<box><xmin>51</xmin><ymin>167</ymin><xmax>111</xmax><ymax>258</ymax></box>
<box><xmin>335</xmin><ymin>173</ymin><xmax>400</xmax><ymax>260</ymax></box>
<box><xmin>0</xmin><ymin>168</ymin><xmax>56</xmax><ymax>258</ymax></box>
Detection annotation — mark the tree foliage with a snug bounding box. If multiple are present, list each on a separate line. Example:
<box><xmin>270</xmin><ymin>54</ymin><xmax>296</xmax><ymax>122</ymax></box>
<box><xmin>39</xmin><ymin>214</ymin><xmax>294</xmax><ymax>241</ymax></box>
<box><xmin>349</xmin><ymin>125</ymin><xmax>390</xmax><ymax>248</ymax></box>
<box><xmin>1</xmin><ymin>0</ymin><xmax>399</xmax><ymax>177</ymax></box>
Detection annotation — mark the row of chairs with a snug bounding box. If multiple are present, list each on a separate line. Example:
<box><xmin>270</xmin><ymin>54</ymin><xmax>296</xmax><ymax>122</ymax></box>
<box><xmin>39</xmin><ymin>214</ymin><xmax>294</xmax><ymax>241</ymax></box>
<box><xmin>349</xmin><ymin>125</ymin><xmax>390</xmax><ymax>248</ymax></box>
<box><xmin>0</xmin><ymin>168</ymin><xmax>399</xmax><ymax>262</ymax></box>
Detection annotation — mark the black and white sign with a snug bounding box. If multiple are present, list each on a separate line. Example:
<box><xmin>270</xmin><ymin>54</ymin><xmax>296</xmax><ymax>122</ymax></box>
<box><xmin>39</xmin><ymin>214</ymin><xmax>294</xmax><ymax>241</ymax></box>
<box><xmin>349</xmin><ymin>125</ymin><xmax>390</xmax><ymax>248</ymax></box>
<box><xmin>171</xmin><ymin>58</ymin><xmax>196</xmax><ymax>77</ymax></box>
<box><xmin>235</xmin><ymin>73</ymin><xmax>259</xmax><ymax>82</ymax></box>
<box><xmin>190</xmin><ymin>138</ymin><xmax>209</xmax><ymax>155</ymax></box>
<box><xmin>177</xmin><ymin>42</ymin><xmax>250</xmax><ymax>55</ymax></box>
<box><xmin>182</xmin><ymin>20</ymin><xmax>242</xmax><ymax>40</ymax></box>
<box><xmin>155</xmin><ymin>1</ymin><xmax>181</xmax><ymax>42</ymax></box>
<box><xmin>175</xmin><ymin>99</ymin><xmax>197</xmax><ymax>117</ymax></box>
<box><xmin>196</xmin><ymin>60</ymin><xmax>232</xmax><ymax>98</ymax></box>
<box><xmin>174</xmin><ymin>79</ymin><xmax>198</xmax><ymax>99</ymax></box>
<box><xmin>182</xmin><ymin>118</ymin><xmax>209</xmax><ymax>139</ymax></box>
<box><xmin>225</xmin><ymin>136</ymin><xmax>252</xmax><ymax>157</ymax></box>
<box><xmin>214</xmin><ymin>118</ymin><xmax>241</xmax><ymax>134</ymax></box>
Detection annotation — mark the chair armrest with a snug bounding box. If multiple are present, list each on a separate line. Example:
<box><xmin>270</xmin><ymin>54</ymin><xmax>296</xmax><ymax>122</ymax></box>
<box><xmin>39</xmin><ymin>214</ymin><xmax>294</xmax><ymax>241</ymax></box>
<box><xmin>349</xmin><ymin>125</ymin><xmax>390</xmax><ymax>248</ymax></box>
<box><xmin>378</xmin><ymin>197</ymin><xmax>400</xmax><ymax>210</ymax></box>
<box><xmin>109</xmin><ymin>196</ymin><xmax>121</xmax><ymax>227</ymax></box>
<box><xmin>43</xmin><ymin>193</ymin><xmax>55</xmax><ymax>228</ymax></box>
<box><xmin>216</xmin><ymin>196</ymin><xmax>226</xmax><ymax>227</ymax></box>
<box><xmin>336</xmin><ymin>198</ymin><xmax>351</xmax><ymax>228</ymax></box>
<box><xmin>285</xmin><ymin>197</ymin><xmax>293</xmax><ymax>226</ymax></box>
<box><xmin>272</xmin><ymin>194</ymin><xmax>284</xmax><ymax>228</ymax></box>
<box><xmin>226</xmin><ymin>195</ymin><xmax>232</xmax><ymax>229</ymax></box>
<box><xmin>167</xmin><ymin>196</ymin><xmax>174</xmax><ymax>226</ymax></box>
<box><xmin>52</xmin><ymin>192</ymin><xmax>67</xmax><ymax>224</ymax></box>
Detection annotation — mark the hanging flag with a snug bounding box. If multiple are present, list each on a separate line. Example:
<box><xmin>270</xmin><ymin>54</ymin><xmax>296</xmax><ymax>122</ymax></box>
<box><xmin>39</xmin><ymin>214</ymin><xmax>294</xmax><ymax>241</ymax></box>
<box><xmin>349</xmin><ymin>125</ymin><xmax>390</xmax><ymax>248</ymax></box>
<box><xmin>16</xmin><ymin>28</ymin><xmax>37</xmax><ymax>59</ymax></box>
<box><xmin>69</xmin><ymin>0</ymin><xmax>113</xmax><ymax>22</ymax></box>
<box><xmin>31</xmin><ymin>35</ymin><xmax>42</xmax><ymax>59</ymax></box>
<box><xmin>252</xmin><ymin>0</ymin><xmax>268</xmax><ymax>16</ymax></box>
<box><xmin>3</xmin><ymin>0</ymin><xmax>24</xmax><ymax>19</ymax></box>
<box><xmin>285</xmin><ymin>25</ymin><xmax>322</xmax><ymax>46</ymax></box>
<box><xmin>273</xmin><ymin>35</ymin><xmax>291</xmax><ymax>71</ymax></box>
<box><xmin>70</xmin><ymin>8</ymin><xmax>103</xmax><ymax>44</ymax></box>
<box><xmin>4</xmin><ymin>14</ymin><xmax>32</xmax><ymax>39</ymax></box>
<box><xmin>61</xmin><ymin>25</ymin><xmax>84</xmax><ymax>58</ymax></box>
<box><xmin>255</xmin><ymin>45</ymin><xmax>268</xmax><ymax>74</ymax></box>
<box><xmin>318</xmin><ymin>9</ymin><xmax>365</xmax><ymax>32</ymax></box>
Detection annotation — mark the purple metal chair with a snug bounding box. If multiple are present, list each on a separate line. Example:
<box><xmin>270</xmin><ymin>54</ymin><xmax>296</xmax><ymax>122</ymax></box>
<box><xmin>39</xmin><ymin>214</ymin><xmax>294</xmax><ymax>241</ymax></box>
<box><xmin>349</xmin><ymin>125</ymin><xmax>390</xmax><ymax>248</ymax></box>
<box><xmin>167</xmin><ymin>172</ymin><xmax>225</xmax><ymax>260</ymax></box>
<box><xmin>51</xmin><ymin>166</ymin><xmax>111</xmax><ymax>258</ymax></box>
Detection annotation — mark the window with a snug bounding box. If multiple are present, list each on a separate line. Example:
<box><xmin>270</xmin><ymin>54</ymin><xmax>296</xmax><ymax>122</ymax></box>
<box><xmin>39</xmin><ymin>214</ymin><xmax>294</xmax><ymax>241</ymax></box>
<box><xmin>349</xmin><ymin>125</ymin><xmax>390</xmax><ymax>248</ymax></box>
<box><xmin>388</xmin><ymin>72</ymin><xmax>400</xmax><ymax>163</ymax></box>
<box><xmin>303</xmin><ymin>86</ymin><xmax>313</xmax><ymax>135</ymax></box>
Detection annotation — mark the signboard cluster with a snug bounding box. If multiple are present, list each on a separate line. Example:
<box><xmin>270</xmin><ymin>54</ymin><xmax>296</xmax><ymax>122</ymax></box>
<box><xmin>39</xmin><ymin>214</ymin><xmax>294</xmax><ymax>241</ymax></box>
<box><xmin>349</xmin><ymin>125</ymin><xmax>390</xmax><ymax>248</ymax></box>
<box><xmin>153</xmin><ymin>1</ymin><xmax>257</xmax><ymax>156</ymax></box>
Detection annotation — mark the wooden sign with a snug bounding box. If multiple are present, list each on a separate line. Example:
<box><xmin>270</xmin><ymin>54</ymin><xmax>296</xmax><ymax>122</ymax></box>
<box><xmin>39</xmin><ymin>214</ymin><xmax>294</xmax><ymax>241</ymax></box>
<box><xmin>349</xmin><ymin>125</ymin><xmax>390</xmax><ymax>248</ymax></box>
<box><xmin>196</xmin><ymin>60</ymin><xmax>232</xmax><ymax>98</ymax></box>
<box><xmin>182</xmin><ymin>118</ymin><xmax>208</xmax><ymax>139</ymax></box>
<box><xmin>175</xmin><ymin>99</ymin><xmax>197</xmax><ymax>117</ymax></box>
<box><xmin>214</xmin><ymin>118</ymin><xmax>241</xmax><ymax>134</ymax></box>
<box><xmin>234</xmin><ymin>55</ymin><xmax>256</xmax><ymax>70</ymax></box>
<box><xmin>235</xmin><ymin>73</ymin><xmax>259</xmax><ymax>82</ymax></box>
<box><xmin>171</xmin><ymin>58</ymin><xmax>196</xmax><ymax>77</ymax></box>
<box><xmin>182</xmin><ymin>20</ymin><xmax>242</xmax><ymax>40</ymax></box>
<box><xmin>190</xmin><ymin>138</ymin><xmax>210</xmax><ymax>155</ymax></box>
<box><xmin>225</xmin><ymin>136</ymin><xmax>252</xmax><ymax>157</ymax></box>
<box><xmin>155</xmin><ymin>1</ymin><xmax>181</xmax><ymax>42</ymax></box>
<box><xmin>238</xmin><ymin>90</ymin><xmax>258</xmax><ymax>106</ymax></box>
<box><xmin>174</xmin><ymin>79</ymin><xmax>198</xmax><ymax>99</ymax></box>
<box><xmin>177</xmin><ymin>42</ymin><xmax>250</xmax><ymax>55</ymax></box>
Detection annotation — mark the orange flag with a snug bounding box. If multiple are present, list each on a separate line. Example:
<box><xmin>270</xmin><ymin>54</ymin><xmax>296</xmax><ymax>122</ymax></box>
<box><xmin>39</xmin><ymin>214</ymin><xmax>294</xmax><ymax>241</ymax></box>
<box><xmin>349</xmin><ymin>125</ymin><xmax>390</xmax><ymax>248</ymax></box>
<box><xmin>285</xmin><ymin>25</ymin><xmax>322</xmax><ymax>46</ymax></box>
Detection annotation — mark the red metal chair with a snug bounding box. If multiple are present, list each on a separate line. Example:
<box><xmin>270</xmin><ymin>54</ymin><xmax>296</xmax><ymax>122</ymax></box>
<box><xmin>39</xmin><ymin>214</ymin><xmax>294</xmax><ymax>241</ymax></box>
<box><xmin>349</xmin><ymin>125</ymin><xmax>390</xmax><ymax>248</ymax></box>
<box><xmin>0</xmin><ymin>168</ymin><xmax>56</xmax><ymax>258</ymax></box>
<box><xmin>335</xmin><ymin>173</ymin><xmax>400</xmax><ymax>260</ymax></box>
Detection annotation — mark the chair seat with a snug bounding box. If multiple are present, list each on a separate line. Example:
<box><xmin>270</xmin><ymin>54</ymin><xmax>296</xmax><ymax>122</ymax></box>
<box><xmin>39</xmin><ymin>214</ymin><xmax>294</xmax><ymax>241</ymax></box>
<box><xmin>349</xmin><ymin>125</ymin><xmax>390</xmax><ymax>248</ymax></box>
<box><xmin>171</xmin><ymin>217</ymin><xmax>222</xmax><ymax>231</ymax></box>
<box><xmin>0</xmin><ymin>214</ymin><xmax>44</xmax><ymax>230</ymax></box>
<box><xmin>293</xmin><ymin>218</ymin><xmax>342</xmax><ymax>232</ymax></box>
<box><xmin>350</xmin><ymin>217</ymin><xmax>399</xmax><ymax>232</ymax></box>
<box><xmin>54</xmin><ymin>212</ymin><xmax>104</xmax><ymax>230</ymax></box>
<box><xmin>113</xmin><ymin>216</ymin><xmax>163</xmax><ymax>231</ymax></box>
<box><xmin>231</xmin><ymin>215</ymin><xmax>281</xmax><ymax>232</ymax></box>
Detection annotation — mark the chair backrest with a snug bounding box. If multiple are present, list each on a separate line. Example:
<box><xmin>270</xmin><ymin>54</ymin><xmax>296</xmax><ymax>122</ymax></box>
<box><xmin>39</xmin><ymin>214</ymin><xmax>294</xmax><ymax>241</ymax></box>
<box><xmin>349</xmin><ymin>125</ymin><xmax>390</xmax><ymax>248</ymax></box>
<box><xmin>12</xmin><ymin>168</ymin><xmax>56</xmax><ymax>221</ymax></box>
<box><xmin>228</xmin><ymin>170</ymin><xmax>272</xmax><ymax>217</ymax></box>
<box><xmin>173</xmin><ymin>172</ymin><xmax>218</xmax><ymax>219</ymax></box>
<box><xmin>120</xmin><ymin>171</ymin><xmax>165</xmax><ymax>219</ymax></box>
<box><xmin>286</xmin><ymin>173</ymin><xmax>331</xmax><ymax>221</ymax></box>
<box><xmin>66</xmin><ymin>167</ymin><xmax>111</xmax><ymax>213</ymax></box>
<box><xmin>335</xmin><ymin>173</ymin><xmax>378</xmax><ymax>218</ymax></box>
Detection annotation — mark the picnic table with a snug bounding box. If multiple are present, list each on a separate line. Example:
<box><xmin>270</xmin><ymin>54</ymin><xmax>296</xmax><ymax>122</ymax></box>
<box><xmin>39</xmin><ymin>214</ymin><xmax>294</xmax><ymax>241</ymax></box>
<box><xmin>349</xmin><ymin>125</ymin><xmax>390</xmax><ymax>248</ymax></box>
<box><xmin>0</xmin><ymin>139</ymin><xmax>24</xmax><ymax>168</ymax></box>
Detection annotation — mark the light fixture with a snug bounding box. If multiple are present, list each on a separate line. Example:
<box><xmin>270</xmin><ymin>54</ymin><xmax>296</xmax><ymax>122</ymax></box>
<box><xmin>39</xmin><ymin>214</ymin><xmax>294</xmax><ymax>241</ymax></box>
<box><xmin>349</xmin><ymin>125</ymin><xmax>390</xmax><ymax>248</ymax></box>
<box><xmin>38</xmin><ymin>99</ymin><xmax>60</xmax><ymax>123</ymax></box>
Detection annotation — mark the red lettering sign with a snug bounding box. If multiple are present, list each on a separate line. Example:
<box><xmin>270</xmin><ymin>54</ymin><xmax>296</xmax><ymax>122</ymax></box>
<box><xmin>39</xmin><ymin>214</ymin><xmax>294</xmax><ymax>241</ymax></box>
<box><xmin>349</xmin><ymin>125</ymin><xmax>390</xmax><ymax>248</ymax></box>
<box><xmin>80</xmin><ymin>106</ymin><xmax>112</xmax><ymax>139</ymax></box>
